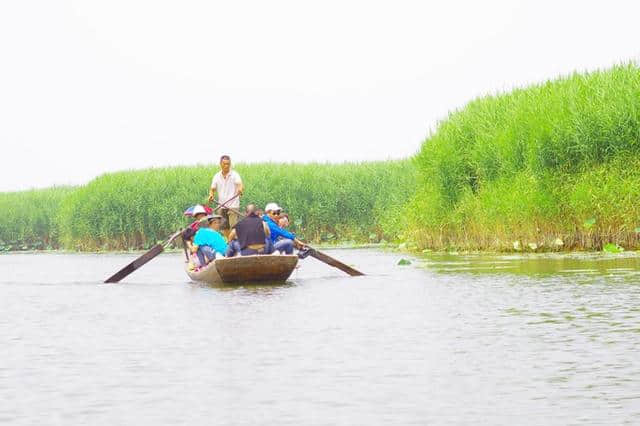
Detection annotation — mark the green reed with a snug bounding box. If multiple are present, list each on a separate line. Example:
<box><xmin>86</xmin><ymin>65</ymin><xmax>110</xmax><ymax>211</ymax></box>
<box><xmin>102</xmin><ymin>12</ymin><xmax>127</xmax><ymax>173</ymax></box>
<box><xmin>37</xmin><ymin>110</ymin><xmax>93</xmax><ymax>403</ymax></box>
<box><xmin>9</xmin><ymin>160</ymin><xmax>413</xmax><ymax>251</ymax></box>
<box><xmin>0</xmin><ymin>187</ymin><xmax>75</xmax><ymax>251</ymax></box>
<box><xmin>408</xmin><ymin>63</ymin><xmax>640</xmax><ymax>250</ymax></box>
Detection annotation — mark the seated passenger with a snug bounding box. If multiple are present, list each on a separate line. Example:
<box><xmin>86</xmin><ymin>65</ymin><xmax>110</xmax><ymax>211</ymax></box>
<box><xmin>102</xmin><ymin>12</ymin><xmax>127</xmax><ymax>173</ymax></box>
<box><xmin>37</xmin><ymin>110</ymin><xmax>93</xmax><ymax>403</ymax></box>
<box><xmin>262</xmin><ymin>202</ymin><xmax>305</xmax><ymax>255</ymax></box>
<box><xmin>226</xmin><ymin>204</ymin><xmax>272</xmax><ymax>256</ymax></box>
<box><xmin>193</xmin><ymin>214</ymin><xmax>228</xmax><ymax>265</ymax></box>
<box><xmin>189</xmin><ymin>205</ymin><xmax>208</xmax><ymax>231</ymax></box>
<box><xmin>278</xmin><ymin>213</ymin><xmax>289</xmax><ymax>229</ymax></box>
<box><xmin>181</xmin><ymin>227</ymin><xmax>201</xmax><ymax>271</ymax></box>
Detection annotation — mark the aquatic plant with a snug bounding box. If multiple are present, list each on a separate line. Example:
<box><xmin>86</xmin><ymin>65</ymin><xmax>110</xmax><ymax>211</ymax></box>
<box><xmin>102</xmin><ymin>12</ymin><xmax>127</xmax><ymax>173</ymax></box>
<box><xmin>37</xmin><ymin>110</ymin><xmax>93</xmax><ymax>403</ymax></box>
<box><xmin>45</xmin><ymin>160</ymin><xmax>414</xmax><ymax>250</ymax></box>
<box><xmin>408</xmin><ymin>63</ymin><xmax>640</xmax><ymax>250</ymax></box>
<box><xmin>0</xmin><ymin>187</ymin><xmax>74</xmax><ymax>250</ymax></box>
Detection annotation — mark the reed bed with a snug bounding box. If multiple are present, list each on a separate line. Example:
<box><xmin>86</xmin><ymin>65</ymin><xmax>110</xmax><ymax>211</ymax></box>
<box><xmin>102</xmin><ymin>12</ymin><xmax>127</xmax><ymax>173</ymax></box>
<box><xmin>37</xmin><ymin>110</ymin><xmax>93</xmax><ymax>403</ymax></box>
<box><xmin>0</xmin><ymin>161</ymin><xmax>415</xmax><ymax>251</ymax></box>
<box><xmin>408</xmin><ymin>63</ymin><xmax>640</xmax><ymax>251</ymax></box>
<box><xmin>4</xmin><ymin>65</ymin><xmax>639</xmax><ymax>253</ymax></box>
<box><xmin>0</xmin><ymin>187</ymin><xmax>74</xmax><ymax>251</ymax></box>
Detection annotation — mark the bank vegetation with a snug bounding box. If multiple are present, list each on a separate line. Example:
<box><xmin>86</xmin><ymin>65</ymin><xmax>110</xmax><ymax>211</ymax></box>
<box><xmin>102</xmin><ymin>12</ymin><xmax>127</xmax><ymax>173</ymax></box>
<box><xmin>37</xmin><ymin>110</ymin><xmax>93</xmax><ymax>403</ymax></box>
<box><xmin>406</xmin><ymin>63</ymin><xmax>640</xmax><ymax>251</ymax></box>
<box><xmin>0</xmin><ymin>161</ymin><xmax>414</xmax><ymax>251</ymax></box>
<box><xmin>3</xmin><ymin>64</ymin><xmax>640</xmax><ymax>252</ymax></box>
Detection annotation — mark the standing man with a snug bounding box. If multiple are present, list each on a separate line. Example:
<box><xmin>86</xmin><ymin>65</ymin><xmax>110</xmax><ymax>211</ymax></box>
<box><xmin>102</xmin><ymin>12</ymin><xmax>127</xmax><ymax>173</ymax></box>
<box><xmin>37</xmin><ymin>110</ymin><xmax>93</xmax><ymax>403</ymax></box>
<box><xmin>208</xmin><ymin>155</ymin><xmax>244</xmax><ymax>236</ymax></box>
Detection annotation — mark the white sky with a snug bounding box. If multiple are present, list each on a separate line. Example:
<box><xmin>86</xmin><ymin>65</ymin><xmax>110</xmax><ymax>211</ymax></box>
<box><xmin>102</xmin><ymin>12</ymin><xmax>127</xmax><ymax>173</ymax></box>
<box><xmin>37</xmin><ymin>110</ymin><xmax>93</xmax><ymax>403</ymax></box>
<box><xmin>1</xmin><ymin>0</ymin><xmax>638</xmax><ymax>191</ymax></box>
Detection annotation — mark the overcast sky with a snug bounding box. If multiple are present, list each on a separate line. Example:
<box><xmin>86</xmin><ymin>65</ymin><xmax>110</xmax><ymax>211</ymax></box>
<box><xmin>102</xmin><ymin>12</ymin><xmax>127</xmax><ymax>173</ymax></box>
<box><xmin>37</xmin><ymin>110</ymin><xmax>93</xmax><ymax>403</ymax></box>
<box><xmin>1</xmin><ymin>0</ymin><xmax>638</xmax><ymax>191</ymax></box>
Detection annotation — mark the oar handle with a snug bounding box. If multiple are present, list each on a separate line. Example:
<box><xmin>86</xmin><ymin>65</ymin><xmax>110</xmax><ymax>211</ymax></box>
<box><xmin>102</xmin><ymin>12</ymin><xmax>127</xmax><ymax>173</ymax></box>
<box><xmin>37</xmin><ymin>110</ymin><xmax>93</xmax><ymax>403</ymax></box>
<box><xmin>163</xmin><ymin>229</ymin><xmax>184</xmax><ymax>248</ymax></box>
<box><xmin>210</xmin><ymin>193</ymin><xmax>241</xmax><ymax>212</ymax></box>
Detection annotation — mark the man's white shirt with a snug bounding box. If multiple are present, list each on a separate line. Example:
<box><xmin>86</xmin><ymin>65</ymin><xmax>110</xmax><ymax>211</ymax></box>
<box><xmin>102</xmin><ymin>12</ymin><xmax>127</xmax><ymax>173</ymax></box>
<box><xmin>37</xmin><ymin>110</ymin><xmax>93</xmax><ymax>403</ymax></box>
<box><xmin>211</xmin><ymin>170</ymin><xmax>242</xmax><ymax>208</ymax></box>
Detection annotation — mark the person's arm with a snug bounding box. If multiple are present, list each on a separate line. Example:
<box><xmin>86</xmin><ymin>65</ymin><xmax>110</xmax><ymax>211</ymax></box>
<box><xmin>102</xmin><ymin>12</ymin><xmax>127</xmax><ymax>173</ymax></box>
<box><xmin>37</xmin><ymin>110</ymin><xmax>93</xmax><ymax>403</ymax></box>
<box><xmin>267</xmin><ymin>219</ymin><xmax>295</xmax><ymax>241</ymax></box>
<box><xmin>228</xmin><ymin>228</ymin><xmax>237</xmax><ymax>241</ymax></box>
<box><xmin>208</xmin><ymin>174</ymin><xmax>217</xmax><ymax>203</ymax></box>
<box><xmin>193</xmin><ymin>230</ymin><xmax>205</xmax><ymax>253</ymax></box>
<box><xmin>277</xmin><ymin>226</ymin><xmax>296</xmax><ymax>241</ymax></box>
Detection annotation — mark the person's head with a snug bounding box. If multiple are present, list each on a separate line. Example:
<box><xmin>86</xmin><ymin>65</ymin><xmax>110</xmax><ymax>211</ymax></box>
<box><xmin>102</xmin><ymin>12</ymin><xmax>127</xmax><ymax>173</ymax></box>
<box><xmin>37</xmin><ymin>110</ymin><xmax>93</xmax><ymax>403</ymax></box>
<box><xmin>182</xmin><ymin>227</ymin><xmax>196</xmax><ymax>242</ymax></box>
<box><xmin>192</xmin><ymin>205</ymin><xmax>207</xmax><ymax>221</ymax></box>
<box><xmin>219</xmin><ymin>155</ymin><xmax>231</xmax><ymax>174</ymax></box>
<box><xmin>278</xmin><ymin>213</ymin><xmax>289</xmax><ymax>228</ymax></box>
<box><xmin>245</xmin><ymin>203</ymin><xmax>257</xmax><ymax>216</ymax></box>
<box><xmin>264</xmin><ymin>202</ymin><xmax>282</xmax><ymax>221</ymax></box>
<box><xmin>205</xmin><ymin>214</ymin><xmax>223</xmax><ymax>230</ymax></box>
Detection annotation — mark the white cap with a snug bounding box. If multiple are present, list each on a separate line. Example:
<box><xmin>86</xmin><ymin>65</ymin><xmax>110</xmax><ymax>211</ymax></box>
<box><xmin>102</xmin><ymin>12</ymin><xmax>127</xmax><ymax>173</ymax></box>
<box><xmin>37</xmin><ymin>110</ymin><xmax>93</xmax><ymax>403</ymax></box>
<box><xmin>192</xmin><ymin>205</ymin><xmax>207</xmax><ymax>215</ymax></box>
<box><xmin>265</xmin><ymin>202</ymin><xmax>282</xmax><ymax>212</ymax></box>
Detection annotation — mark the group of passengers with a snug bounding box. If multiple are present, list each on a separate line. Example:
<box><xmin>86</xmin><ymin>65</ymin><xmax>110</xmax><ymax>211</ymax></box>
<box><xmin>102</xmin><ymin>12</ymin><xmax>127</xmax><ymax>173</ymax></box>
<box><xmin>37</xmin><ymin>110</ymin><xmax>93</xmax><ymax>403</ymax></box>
<box><xmin>182</xmin><ymin>154</ymin><xmax>306</xmax><ymax>269</ymax></box>
<box><xmin>182</xmin><ymin>202</ymin><xmax>304</xmax><ymax>269</ymax></box>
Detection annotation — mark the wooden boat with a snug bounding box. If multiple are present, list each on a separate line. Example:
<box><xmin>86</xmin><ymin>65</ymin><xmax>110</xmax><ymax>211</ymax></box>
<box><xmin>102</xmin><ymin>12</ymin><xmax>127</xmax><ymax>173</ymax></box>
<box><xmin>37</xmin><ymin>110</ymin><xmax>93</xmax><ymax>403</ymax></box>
<box><xmin>185</xmin><ymin>254</ymin><xmax>298</xmax><ymax>285</ymax></box>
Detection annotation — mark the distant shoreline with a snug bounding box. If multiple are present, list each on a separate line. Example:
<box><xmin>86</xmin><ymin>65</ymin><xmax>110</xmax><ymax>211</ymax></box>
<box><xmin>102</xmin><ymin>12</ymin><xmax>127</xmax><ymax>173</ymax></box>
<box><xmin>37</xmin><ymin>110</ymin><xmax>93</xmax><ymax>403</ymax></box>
<box><xmin>4</xmin><ymin>65</ymin><xmax>640</xmax><ymax>253</ymax></box>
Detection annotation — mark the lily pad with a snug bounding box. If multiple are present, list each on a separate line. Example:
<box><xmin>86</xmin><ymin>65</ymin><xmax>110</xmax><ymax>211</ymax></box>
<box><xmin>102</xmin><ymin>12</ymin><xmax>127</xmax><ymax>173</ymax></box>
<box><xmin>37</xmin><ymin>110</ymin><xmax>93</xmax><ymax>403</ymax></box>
<box><xmin>603</xmin><ymin>243</ymin><xmax>624</xmax><ymax>253</ymax></box>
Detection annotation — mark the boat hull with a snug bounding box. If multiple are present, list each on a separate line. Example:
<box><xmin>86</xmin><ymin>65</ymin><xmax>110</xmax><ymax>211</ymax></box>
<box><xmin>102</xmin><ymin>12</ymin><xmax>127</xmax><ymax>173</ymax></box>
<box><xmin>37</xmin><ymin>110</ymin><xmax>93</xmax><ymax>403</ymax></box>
<box><xmin>185</xmin><ymin>254</ymin><xmax>298</xmax><ymax>285</ymax></box>
<box><xmin>185</xmin><ymin>260</ymin><xmax>223</xmax><ymax>284</ymax></box>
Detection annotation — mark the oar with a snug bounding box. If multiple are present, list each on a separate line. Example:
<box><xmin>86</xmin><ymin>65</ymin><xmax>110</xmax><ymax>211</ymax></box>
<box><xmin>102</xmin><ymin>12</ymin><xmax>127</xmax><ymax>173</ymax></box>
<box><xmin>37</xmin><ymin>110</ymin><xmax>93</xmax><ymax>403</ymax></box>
<box><xmin>104</xmin><ymin>229</ymin><xmax>183</xmax><ymax>283</ymax></box>
<box><xmin>302</xmin><ymin>246</ymin><xmax>364</xmax><ymax>276</ymax></box>
<box><xmin>213</xmin><ymin>202</ymin><xmax>364</xmax><ymax>276</ymax></box>
<box><xmin>211</xmin><ymin>192</ymin><xmax>240</xmax><ymax>212</ymax></box>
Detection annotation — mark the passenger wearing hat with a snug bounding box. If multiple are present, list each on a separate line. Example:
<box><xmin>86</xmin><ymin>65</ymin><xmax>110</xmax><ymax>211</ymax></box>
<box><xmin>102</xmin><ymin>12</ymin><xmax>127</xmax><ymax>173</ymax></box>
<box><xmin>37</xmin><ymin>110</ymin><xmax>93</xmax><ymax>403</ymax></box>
<box><xmin>262</xmin><ymin>202</ymin><xmax>305</xmax><ymax>255</ymax></box>
<box><xmin>193</xmin><ymin>214</ymin><xmax>228</xmax><ymax>265</ymax></box>
<box><xmin>189</xmin><ymin>205</ymin><xmax>209</xmax><ymax>231</ymax></box>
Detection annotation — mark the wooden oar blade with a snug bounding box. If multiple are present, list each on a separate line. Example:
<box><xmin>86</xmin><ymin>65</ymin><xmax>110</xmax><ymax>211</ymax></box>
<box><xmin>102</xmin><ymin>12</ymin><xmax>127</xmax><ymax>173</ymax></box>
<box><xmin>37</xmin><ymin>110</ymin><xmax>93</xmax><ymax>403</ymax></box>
<box><xmin>104</xmin><ymin>244</ymin><xmax>164</xmax><ymax>283</ymax></box>
<box><xmin>308</xmin><ymin>248</ymin><xmax>364</xmax><ymax>276</ymax></box>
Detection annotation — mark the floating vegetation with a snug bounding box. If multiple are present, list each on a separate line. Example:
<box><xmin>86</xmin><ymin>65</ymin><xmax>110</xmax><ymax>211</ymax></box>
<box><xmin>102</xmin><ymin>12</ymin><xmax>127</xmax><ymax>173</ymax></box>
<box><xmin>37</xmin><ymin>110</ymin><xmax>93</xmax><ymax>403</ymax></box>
<box><xmin>603</xmin><ymin>243</ymin><xmax>624</xmax><ymax>254</ymax></box>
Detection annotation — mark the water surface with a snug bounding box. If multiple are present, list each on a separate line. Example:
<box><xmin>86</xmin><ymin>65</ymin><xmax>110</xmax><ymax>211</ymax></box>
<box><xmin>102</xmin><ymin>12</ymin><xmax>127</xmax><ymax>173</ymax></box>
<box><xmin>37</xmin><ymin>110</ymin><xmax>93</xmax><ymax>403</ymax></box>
<box><xmin>1</xmin><ymin>250</ymin><xmax>639</xmax><ymax>425</ymax></box>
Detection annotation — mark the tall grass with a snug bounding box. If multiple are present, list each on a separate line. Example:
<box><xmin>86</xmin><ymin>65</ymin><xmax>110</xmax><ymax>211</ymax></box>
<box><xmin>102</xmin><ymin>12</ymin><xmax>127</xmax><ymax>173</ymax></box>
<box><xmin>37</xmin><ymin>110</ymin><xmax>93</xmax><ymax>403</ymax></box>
<box><xmin>43</xmin><ymin>160</ymin><xmax>414</xmax><ymax>250</ymax></box>
<box><xmin>0</xmin><ymin>187</ymin><xmax>75</xmax><ymax>251</ymax></box>
<box><xmin>408</xmin><ymin>63</ymin><xmax>640</xmax><ymax>250</ymax></box>
<box><xmin>5</xmin><ymin>65</ymin><xmax>638</xmax><ymax>252</ymax></box>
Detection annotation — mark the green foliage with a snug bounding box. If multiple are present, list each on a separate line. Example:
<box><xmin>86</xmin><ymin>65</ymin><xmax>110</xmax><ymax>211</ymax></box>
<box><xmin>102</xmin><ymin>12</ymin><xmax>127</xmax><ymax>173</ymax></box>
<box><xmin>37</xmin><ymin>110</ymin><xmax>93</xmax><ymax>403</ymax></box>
<box><xmin>408</xmin><ymin>63</ymin><xmax>640</xmax><ymax>250</ymax></box>
<box><xmin>603</xmin><ymin>243</ymin><xmax>624</xmax><ymax>253</ymax></box>
<box><xmin>1</xmin><ymin>161</ymin><xmax>416</xmax><ymax>251</ymax></box>
<box><xmin>0</xmin><ymin>187</ymin><xmax>74</xmax><ymax>250</ymax></box>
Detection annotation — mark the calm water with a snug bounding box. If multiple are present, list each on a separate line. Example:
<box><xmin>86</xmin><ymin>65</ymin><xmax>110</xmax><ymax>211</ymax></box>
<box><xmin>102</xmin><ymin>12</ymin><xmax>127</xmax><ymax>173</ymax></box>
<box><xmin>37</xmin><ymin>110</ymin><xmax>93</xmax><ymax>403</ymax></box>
<box><xmin>1</xmin><ymin>250</ymin><xmax>640</xmax><ymax>425</ymax></box>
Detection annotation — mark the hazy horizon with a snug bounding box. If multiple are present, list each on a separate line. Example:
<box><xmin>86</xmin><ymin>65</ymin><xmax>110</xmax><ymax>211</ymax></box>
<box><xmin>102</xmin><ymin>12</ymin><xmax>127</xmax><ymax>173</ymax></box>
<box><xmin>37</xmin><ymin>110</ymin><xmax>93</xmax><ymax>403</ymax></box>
<box><xmin>2</xmin><ymin>0</ymin><xmax>639</xmax><ymax>191</ymax></box>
